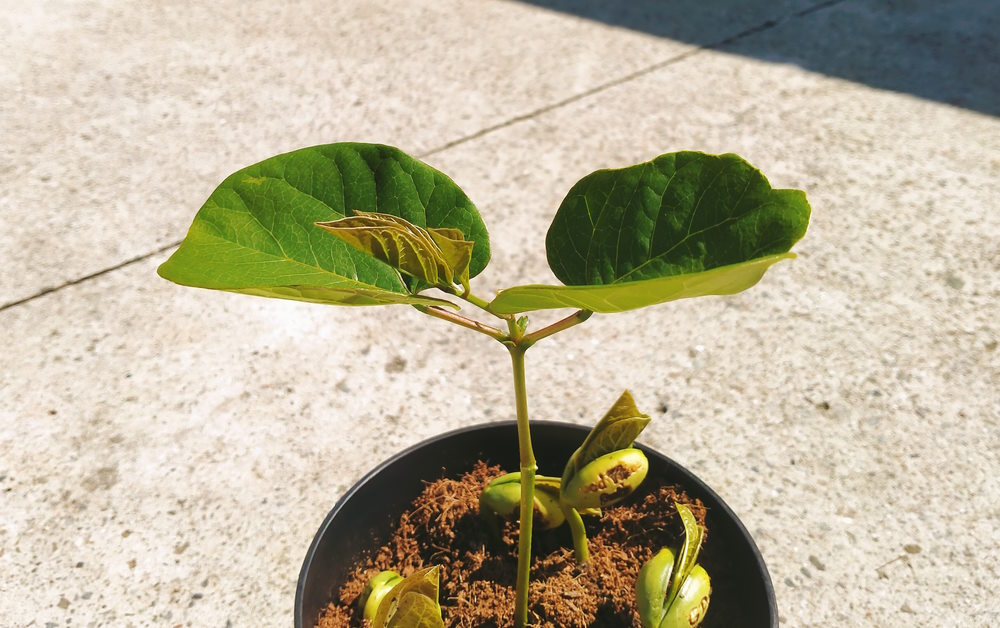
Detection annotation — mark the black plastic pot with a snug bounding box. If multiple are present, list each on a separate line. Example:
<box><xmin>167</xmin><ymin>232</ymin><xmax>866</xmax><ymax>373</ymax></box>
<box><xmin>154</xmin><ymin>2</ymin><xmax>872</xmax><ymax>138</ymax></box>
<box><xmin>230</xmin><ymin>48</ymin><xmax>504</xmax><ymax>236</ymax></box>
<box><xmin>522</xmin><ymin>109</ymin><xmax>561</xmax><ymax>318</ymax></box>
<box><xmin>295</xmin><ymin>421</ymin><xmax>777</xmax><ymax>627</ymax></box>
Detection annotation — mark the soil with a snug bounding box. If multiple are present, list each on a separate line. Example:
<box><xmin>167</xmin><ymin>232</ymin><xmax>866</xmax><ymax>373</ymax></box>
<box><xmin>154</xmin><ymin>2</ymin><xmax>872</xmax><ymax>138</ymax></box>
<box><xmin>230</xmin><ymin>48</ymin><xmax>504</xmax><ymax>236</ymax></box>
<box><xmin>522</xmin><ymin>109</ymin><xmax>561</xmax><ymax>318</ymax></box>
<box><xmin>315</xmin><ymin>461</ymin><xmax>711</xmax><ymax>628</ymax></box>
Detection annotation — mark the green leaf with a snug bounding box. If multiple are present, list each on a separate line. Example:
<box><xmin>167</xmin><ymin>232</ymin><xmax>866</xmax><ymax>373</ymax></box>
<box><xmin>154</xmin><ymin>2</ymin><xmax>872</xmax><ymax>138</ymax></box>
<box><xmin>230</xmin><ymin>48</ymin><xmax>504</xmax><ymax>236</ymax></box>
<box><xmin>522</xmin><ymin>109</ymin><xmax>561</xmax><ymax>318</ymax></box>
<box><xmin>233</xmin><ymin>284</ymin><xmax>456</xmax><ymax>308</ymax></box>
<box><xmin>665</xmin><ymin>502</ymin><xmax>705</xmax><ymax>613</ymax></box>
<box><xmin>428</xmin><ymin>228</ymin><xmax>474</xmax><ymax>294</ymax></box>
<box><xmin>372</xmin><ymin>566</ymin><xmax>443</xmax><ymax>628</ymax></box>
<box><xmin>490</xmin><ymin>253</ymin><xmax>792</xmax><ymax>314</ymax></box>
<box><xmin>562</xmin><ymin>390</ymin><xmax>650</xmax><ymax>489</ymax></box>
<box><xmin>388</xmin><ymin>593</ymin><xmax>445</xmax><ymax>628</ymax></box>
<box><xmin>489</xmin><ymin>151</ymin><xmax>808</xmax><ymax>314</ymax></box>
<box><xmin>316</xmin><ymin>211</ymin><xmax>474</xmax><ymax>293</ymax></box>
<box><xmin>157</xmin><ymin>143</ymin><xmax>489</xmax><ymax>307</ymax></box>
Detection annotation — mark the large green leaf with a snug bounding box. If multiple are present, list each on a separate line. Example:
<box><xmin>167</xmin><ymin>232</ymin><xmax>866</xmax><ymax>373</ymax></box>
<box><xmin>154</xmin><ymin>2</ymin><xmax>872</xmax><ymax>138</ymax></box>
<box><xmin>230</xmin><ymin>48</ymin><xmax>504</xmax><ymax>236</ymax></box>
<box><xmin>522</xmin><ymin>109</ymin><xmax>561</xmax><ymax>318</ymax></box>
<box><xmin>489</xmin><ymin>254</ymin><xmax>792</xmax><ymax>314</ymax></box>
<box><xmin>157</xmin><ymin>143</ymin><xmax>489</xmax><ymax>307</ymax></box>
<box><xmin>489</xmin><ymin>151</ymin><xmax>808</xmax><ymax>314</ymax></box>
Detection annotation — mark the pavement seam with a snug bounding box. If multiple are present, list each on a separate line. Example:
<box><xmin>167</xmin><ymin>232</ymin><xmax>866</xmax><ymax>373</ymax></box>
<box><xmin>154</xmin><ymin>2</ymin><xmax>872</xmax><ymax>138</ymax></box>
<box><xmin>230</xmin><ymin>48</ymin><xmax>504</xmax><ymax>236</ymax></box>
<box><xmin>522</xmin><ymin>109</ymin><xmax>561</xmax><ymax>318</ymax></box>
<box><xmin>1</xmin><ymin>0</ymin><xmax>846</xmax><ymax>313</ymax></box>
<box><xmin>420</xmin><ymin>0</ymin><xmax>847</xmax><ymax>157</ymax></box>
<box><xmin>0</xmin><ymin>242</ymin><xmax>181</xmax><ymax>313</ymax></box>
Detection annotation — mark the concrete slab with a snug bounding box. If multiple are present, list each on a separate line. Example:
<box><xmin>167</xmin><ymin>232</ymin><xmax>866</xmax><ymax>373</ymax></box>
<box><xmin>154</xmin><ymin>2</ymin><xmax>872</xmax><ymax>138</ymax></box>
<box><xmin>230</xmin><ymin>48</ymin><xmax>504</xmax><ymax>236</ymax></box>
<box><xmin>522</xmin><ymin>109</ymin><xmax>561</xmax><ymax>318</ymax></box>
<box><xmin>428</xmin><ymin>5</ymin><xmax>1000</xmax><ymax>623</ymax></box>
<box><xmin>2</xmin><ymin>0</ymin><xmax>998</xmax><ymax>627</ymax></box>
<box><xmin>1</xmin><ymin>256</ymin><xmax>508</xmax><ymax>625</ymax></box>
<box><xmin>0</xmin><ymin>0</ymin><xmax>815</xmax><ymax>306</ymax></box>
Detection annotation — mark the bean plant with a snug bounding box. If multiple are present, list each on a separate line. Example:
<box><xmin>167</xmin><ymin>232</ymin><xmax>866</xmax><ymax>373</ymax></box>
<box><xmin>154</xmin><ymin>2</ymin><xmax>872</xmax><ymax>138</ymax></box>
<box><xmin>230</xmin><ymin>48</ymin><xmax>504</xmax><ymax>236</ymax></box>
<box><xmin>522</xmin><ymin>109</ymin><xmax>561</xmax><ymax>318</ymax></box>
<box><xmin>158</xmin><ymin>143</ymin><xmax>809</xmax><ymax>627</ymax></box>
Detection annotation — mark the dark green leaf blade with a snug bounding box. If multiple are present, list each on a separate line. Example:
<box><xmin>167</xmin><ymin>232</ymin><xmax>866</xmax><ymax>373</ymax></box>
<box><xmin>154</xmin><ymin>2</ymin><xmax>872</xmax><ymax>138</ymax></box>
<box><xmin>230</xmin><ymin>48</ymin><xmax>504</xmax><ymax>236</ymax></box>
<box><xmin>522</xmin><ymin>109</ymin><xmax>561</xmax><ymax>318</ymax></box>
<box><xmin>489</xmin><ymin>253</ymin><xmax>792</xmax><ymax>314</ymax></box>
<box><xmin>491</xmin><ymin>151</ymin><xmax>809</xmax><ymax>315</ymax></box>
<box><xmin>157</xmin><ymin>143</ymin><xmax>489</xmax><ymax>307</ymax></box>
<box><xmin>548</xmin><ymin>151</ymin><xmax>808</xmax><ymax>285</ymax></box>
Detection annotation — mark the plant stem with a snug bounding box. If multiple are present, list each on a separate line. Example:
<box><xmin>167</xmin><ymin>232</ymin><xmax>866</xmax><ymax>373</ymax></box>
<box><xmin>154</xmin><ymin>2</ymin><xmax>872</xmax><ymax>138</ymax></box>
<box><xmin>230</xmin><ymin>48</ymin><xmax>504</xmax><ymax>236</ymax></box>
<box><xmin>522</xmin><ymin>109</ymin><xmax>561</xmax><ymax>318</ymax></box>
<box><xmin>419</xmin><ymin>298</ymin><xmax>595</xmax><ymax>625</ymax></box>
<box><xmin>508</xmin><ymin>345</ymin><xmax>536</xmax><ymax>628</ymax></box>
<box><xmin>521</xmin><ymin>309</ymin><xmax>593</xmax><ymax>347</ymax></box>
<box><xmin>414</xmin><ymin>305</ymin><xmax>507</xmax><ymax>342</ymax></box>
<box><xmin>563</xmin><ymin>505</ymin><xmax>591</xmax><ymax>563</ymax></box>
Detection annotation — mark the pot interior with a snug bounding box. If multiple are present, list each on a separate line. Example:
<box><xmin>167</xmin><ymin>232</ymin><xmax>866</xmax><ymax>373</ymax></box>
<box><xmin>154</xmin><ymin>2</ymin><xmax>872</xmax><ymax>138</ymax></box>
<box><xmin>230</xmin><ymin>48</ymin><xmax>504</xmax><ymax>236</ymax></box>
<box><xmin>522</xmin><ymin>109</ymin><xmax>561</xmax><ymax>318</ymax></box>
<box><xmin>295</xmin><ymin>421</ymin><xmax>776</xmax><ymax>627</ymax></box>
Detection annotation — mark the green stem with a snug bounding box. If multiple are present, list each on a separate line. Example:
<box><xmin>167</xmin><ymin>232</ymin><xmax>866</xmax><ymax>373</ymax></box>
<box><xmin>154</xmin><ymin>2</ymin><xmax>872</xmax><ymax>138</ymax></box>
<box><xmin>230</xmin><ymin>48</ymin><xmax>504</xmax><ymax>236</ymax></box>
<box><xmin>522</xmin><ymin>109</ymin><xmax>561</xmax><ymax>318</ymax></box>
<box><xmin>418</xmin><ymin>296</ymin><xmax>593</xmax><ymax>625</ymax></box>
<box><xmin>508</xmin><ymin>345</ymin><xmax>536</xmax><ymax>628</ymax></box>
<box><xmin>563</xmin><ymin>505</ymin><xmax>591</xmax><ymax>563</ymax></box>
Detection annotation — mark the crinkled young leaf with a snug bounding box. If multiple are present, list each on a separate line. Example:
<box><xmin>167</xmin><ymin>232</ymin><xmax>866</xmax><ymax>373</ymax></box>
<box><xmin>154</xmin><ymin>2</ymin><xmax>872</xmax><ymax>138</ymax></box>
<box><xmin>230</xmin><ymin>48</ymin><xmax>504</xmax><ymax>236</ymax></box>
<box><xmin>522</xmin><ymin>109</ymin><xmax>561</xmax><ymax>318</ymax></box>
<box><xmin>372</xmin><ymin>566</ymin><xmax>443</xmax><ymax>628</ymax></box>
<box><xmin>490</xmin><ymin>151</ymin><xmax>808</xmax><ymax>314</ymax></box>
<box><xmin>157</xmin><ymin>143</ymin><xmax>489</xmax><ymax>307</ymax></box>
<box><xmin>427</xmin><ymin>228</ymin><xmax>474</xmax><ymax>293</ymax></box>
<box><xmin>562</xmin><ymin>390</ymin><xmax>650</xmax><ymax>490</ymax></box>
<box><xmin>316</xmin><ymin>211</ymin><xmax>474</xmax><ymax>293</ymax></box>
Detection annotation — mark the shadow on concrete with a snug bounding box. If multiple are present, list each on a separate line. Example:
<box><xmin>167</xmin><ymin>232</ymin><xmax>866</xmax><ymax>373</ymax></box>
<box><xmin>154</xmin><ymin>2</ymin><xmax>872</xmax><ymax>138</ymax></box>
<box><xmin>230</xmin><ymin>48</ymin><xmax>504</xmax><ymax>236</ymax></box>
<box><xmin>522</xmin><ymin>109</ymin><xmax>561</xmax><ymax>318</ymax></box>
<box><xmin>514</xmin><ymin>0</ymin><xmax>1000</xmax><ymax>117</ymax></box>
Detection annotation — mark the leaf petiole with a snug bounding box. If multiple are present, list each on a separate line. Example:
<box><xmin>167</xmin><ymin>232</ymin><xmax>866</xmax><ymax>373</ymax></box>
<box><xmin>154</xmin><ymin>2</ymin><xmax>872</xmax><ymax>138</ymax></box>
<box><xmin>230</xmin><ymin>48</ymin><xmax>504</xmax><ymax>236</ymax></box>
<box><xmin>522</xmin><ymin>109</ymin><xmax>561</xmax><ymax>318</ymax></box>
<box><xmin>521</xmin><ymin>309</ymin><xmax>592</xmax><ymax>348</ymax></box>
<box><xmin>414</xmin><ymin>305</ymin><xmax>507</xmax><ymax>343</ymax></box>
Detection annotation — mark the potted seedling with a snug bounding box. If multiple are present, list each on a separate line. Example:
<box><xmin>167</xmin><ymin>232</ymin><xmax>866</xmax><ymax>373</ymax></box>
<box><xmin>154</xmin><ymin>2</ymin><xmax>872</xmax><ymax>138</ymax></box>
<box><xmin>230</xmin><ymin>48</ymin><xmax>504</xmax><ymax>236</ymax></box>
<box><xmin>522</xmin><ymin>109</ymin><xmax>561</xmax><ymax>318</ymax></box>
<box><xmin>158</xmin><ymin>143</ymin><xmax>809</xmax><ymax>626</ymax></box>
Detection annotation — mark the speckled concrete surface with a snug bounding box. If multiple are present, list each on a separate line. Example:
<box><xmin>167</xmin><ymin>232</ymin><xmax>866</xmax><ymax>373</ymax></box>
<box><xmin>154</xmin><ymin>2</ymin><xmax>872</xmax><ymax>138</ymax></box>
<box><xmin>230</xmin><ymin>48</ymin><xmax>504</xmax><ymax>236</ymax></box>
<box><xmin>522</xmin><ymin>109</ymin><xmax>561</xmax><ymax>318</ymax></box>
<box><xmin>0</xmin><ymin>0</ymin><xmax>817</xmax><ymax>307</ymax></box>
<box><xmin>2</xmin><ymin>1</ymin><xmax>998</xmax><ymax>627</ymax></box>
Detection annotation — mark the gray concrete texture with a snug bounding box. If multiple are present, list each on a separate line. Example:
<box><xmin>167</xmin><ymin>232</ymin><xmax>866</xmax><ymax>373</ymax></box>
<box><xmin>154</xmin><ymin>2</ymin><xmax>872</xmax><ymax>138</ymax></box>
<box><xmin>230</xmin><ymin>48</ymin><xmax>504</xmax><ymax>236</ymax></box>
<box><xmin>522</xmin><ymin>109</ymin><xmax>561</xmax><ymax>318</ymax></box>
<box><xmin>1</xmin><ymin>1</ymin><xmax>997</xmax><ymax>626</ymax></box>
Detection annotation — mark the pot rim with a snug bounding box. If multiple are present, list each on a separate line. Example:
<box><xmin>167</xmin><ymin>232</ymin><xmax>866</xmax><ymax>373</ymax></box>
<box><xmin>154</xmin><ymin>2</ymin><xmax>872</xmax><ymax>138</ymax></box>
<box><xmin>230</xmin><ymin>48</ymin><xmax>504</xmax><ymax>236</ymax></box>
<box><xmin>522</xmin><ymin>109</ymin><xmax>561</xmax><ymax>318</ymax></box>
<box><xmin>295</xmin><ymin>419</ymin><xmax>777</xmax><ymax>627</ymax></box>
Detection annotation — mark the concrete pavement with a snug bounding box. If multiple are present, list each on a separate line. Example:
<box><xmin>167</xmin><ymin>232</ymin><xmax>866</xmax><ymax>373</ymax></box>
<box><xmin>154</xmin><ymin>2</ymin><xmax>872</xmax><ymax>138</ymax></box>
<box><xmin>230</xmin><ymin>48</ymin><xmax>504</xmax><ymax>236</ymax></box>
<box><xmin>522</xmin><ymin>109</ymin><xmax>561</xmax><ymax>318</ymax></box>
<box><xmin>2</xmin><ymin>1</ymin><xmax>998</xmax><ymax>626</ymax></box>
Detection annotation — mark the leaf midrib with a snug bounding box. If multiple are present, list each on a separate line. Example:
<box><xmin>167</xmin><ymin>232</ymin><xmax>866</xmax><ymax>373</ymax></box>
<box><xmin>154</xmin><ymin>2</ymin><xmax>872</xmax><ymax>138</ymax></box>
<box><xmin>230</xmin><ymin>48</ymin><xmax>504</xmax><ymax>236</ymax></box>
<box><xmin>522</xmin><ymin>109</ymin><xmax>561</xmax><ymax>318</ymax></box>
<box><xmin>222</xmin><ymin>172</ymin><xmax>400</xmax><ymax>288</ymax></box>
<box><xmin>613</xmin><ymin>186</ymin><xmax>765</xmax><ymax>285</ymax></box>
<box><xmin>612</xmin><ymin>157</ymin><xmax>727</xmax><ymax>283</ymax></box>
